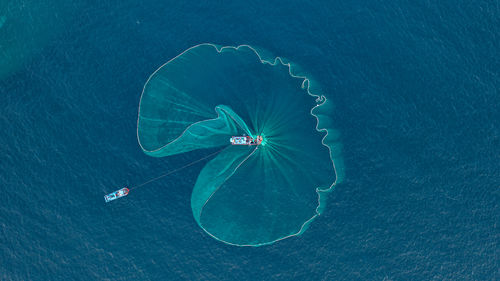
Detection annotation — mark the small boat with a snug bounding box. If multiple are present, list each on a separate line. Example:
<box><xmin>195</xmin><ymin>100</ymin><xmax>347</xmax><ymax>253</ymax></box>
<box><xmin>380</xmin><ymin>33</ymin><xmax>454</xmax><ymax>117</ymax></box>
<box><xmin>104</xmin><ymin>187</ymin><xmax>129</xmax><ymax>202</ymax></box>
<box><xmin>230</xmin><ymin>135</ymin><xmax>263</xmax><ymax>146</ymax></box>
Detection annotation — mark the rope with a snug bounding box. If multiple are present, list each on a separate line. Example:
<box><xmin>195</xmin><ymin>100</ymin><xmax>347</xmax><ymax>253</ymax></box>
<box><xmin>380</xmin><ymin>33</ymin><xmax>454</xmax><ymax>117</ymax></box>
<box><xmin>129</xmin><ymin>146</ymin><xmax>227</xmax><ymax>190</ymax></box>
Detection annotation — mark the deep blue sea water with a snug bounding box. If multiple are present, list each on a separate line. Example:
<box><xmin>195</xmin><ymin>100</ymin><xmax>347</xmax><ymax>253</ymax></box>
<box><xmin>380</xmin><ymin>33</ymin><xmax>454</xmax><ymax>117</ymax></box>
<box><xmin>1</xmin><ymin>1</ymin><xmax>499</xmax><ymax>280</ymax></box>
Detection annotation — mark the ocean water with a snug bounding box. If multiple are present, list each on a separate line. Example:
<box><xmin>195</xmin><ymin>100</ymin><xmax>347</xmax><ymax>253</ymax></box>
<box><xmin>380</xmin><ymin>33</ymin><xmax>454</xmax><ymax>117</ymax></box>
<box><xmin>1</xmin><ymin>1</ymin><xmax>498</xmax><ymax>280</ymax></box>
<box><xmin>136</xmin><ymin>44</ymin><xmax>340</xmax><ymax>246</ymax></box>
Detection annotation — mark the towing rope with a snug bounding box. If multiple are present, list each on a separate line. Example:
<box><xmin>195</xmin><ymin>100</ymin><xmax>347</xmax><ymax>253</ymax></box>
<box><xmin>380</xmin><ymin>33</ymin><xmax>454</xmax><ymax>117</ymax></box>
<box><xmin>129</xmin><ymin>146</ymin><xmax>227</xmax><ymax>191</ymax></box>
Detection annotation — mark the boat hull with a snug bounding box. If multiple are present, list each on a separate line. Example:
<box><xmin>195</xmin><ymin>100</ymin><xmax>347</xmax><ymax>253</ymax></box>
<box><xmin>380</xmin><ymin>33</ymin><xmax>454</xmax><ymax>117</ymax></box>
<box><xmin>230</xmin><ymin>136</ymin><xmax>262</xmax><ymax>145</ymax></box>
<box><xmin>104</xmin><ymin>187</ymin><xmax>130</xmax><ymax>202</ymax></box>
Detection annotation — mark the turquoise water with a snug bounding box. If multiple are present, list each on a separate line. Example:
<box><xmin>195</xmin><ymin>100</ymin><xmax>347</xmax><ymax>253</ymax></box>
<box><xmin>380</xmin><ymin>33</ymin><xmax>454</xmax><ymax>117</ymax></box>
<box><xmin>1</xmin><ymin>0</ymin><xmax>498</xmax><ymax>279</ymax></box>
<box><xmin>138</xmin><ymin>44</ymin><xmax>344</xmax><ymax>246</ymax></box>
<box><xmin>0</xmin><ymin>0</ymin><xmax>78</xmax><ymax>79</ymax></box>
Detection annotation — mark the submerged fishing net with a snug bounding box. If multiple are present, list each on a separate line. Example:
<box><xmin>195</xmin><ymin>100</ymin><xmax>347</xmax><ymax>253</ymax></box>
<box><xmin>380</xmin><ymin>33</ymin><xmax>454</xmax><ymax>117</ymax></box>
<box><xmin>137</xmin><ymin>44</ymin><xmax>343</xmax><ymax>246</ymax></box>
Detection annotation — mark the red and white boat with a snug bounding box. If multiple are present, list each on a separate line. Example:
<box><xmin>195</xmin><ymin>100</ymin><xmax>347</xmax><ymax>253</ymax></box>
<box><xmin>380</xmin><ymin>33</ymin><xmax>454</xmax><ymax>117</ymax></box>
<box><xmin>104</xmin><ymin>187</ymin><xmax>129</xmax><ymax>202</ymax></box>
<box><xmin>230</xmin><ymin>136</ymin><xmax>263</xmax><ymax>146</ymax></box>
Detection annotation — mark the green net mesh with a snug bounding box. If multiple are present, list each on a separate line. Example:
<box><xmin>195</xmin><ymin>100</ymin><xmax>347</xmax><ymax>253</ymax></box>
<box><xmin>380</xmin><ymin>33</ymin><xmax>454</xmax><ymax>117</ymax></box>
<box><xmin>137</xmin><ymin>44</ymin><xmax>344</xmax><ymax>246</ymax></box>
